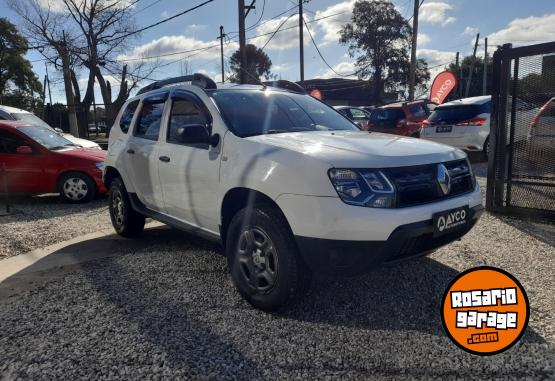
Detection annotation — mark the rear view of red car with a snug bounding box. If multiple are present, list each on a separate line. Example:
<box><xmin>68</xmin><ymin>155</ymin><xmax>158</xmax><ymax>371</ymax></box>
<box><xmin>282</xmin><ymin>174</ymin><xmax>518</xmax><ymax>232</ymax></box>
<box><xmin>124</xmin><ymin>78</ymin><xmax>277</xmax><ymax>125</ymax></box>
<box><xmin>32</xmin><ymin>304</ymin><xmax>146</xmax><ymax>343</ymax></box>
<box><xmin>0</xmin><ymin>121</ymin><xmax>107</xmax><ymax>203</ymax></box>
<box><xmin>367</xmin><ymin>100</ymin><xmax>437</xmax><ymax>137</ymax></box>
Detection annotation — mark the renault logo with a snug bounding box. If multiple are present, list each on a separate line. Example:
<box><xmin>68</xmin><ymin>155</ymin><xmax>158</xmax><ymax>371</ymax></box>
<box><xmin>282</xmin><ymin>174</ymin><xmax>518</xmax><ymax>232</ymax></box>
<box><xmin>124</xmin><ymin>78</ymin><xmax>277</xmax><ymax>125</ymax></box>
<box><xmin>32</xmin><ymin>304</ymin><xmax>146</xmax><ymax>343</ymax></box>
<box><xmin>437</xmin><ymin>164</ymin><xmax>451</xmax><ymax>195</ymax></box>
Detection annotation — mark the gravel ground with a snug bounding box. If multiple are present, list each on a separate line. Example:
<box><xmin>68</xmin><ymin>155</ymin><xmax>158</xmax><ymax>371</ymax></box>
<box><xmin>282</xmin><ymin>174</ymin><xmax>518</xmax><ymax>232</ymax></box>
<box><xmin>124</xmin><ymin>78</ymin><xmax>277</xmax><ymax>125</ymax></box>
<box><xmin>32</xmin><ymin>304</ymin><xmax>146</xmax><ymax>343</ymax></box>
<box><xmin>0</xmin><ymin>195</ymin><xmax>110</xmax><ymax>260</ymax></box>
<box><xmin>0</xmin><ymin>160</ymin><xmax>554</xmax><ymax>380</ymax></box>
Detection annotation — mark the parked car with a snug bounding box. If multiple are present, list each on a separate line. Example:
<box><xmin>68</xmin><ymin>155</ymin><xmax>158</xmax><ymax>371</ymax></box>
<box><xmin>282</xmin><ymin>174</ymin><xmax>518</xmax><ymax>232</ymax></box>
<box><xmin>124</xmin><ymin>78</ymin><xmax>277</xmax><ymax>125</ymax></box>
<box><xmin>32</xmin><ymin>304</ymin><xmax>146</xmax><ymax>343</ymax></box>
<box><xmin>0</xmin><ymin>120</ymin><xmax>107</xmax><ymax>202</ymax></box>
<box><xmin>88</xmin><ymin>122</ymin><xmax>107</xmax><ymax>134</ymax></box>
<box><xmin>529</xmin><ymin>97</ymin><xmax>555</xmax><ymax>146</ymax></box>
<box><xmin>0</xmin><ymin>105</ymin><xmax>102</xmax><ymax>150</ymax></box>
<box><xmin>103</xmin><ymin>74</ymin><xmax>482</xmax><ymax>311</ymax></box>
<box><xmin>420</xmin><ymin>95</ymin><xmax>538</xmax><ymax>158</ymax></box>
<box><xmin>334</xmin><ymin>106</ymin><xmax>370</xmax><ymax>130</ymax></box>
<box><xmin>367</xmin><ymin>100</ymin><xmax>437</xmax><ymax>137</ymax></box>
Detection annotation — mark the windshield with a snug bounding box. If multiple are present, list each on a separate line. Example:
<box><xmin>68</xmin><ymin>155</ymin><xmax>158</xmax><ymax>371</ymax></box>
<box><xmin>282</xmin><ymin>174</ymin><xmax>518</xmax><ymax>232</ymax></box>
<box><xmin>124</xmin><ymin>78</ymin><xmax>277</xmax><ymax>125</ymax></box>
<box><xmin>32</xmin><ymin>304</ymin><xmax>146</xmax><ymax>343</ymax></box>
<box><xmin>17</xmin><ymin>125</ymin><xmax>75</xmax><ymax>150</ymax></box>
<box><xmin>13</xmin><ymin>113</ymin><xmax>55</xmax><ymax>130</ymax></box>
<box><xmin>209</xmin><ymin>89</ymin><xmax>360</xmax><ymax>137</ymax></box>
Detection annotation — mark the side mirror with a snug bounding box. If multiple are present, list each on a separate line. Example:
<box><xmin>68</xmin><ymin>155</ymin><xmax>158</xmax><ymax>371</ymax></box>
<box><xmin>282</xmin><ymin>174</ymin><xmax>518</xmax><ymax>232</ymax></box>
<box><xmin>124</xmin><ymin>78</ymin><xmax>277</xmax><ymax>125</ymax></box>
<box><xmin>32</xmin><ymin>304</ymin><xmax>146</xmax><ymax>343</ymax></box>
<box><xmin>176</xmin><ymin>124</ymin><xmax>219</xmax><ymax>147</ymax></box>
<box><xmin>54</xmin><ymin>128</ymin><xmax>64</xmax><ymax>134</ymax></box>
<box><xmin>16</xmin><ymin>145</ymin><xmax>33</xmax><ymax>154</ymax></box>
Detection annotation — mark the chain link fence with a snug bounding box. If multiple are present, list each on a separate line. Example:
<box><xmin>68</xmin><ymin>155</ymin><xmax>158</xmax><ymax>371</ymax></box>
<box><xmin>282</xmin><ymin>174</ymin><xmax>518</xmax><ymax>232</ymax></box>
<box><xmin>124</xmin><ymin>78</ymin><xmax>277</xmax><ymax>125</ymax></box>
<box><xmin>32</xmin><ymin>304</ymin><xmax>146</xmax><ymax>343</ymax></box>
<box><xmin>487</xmin><ymin>42</ymin><xmax>555</xmax><ymax>220</ymax></box>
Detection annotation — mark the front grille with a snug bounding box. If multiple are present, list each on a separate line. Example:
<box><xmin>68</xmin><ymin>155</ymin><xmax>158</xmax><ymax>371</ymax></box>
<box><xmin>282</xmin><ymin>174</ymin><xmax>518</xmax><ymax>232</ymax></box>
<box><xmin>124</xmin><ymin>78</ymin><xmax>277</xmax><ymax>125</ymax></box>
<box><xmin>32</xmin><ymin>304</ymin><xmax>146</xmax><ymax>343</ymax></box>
<box><xmin>384</xmin><ymin>159</ymin><xmax>474</xmax><ymax>207</ymax></box>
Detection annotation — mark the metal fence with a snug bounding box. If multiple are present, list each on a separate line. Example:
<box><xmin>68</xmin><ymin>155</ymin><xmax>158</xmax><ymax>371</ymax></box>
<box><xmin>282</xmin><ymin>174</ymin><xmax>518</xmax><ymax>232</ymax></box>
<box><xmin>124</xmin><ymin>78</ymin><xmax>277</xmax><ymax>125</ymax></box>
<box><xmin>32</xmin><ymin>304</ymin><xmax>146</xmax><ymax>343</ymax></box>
<box><xmin>486</xmin><ymin>42</ymin><xmax>555</xmax><ymax>221</ymax></box>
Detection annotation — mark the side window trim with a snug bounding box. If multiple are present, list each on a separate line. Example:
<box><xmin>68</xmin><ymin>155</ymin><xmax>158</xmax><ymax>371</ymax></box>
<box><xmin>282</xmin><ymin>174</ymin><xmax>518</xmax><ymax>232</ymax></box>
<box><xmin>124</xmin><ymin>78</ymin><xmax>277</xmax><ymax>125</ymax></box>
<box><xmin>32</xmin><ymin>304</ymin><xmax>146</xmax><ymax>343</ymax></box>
<box><xmin>166</xmin><ymin>90</ymin><xmax>212</xmax><ymax>148</ymax></box>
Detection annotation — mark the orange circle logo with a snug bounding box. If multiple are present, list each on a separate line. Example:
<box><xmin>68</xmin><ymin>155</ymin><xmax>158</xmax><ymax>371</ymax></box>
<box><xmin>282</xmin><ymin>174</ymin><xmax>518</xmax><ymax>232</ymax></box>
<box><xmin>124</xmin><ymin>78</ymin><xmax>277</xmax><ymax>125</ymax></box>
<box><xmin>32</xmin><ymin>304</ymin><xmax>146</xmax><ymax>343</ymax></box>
<box><xmin>441</xmin><ymin>267</ymin><xmax>529</xmax><ymax>356</ymax></box>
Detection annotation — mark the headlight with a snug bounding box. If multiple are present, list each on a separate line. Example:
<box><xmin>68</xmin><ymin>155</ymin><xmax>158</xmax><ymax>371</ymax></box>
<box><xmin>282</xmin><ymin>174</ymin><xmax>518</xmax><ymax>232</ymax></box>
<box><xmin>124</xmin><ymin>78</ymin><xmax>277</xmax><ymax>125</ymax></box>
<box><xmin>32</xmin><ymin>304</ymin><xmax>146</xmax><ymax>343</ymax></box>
<box><xmin>95</xmin><ymin>162</ymin><xmax>105</xmax><ymax>170</ymax></box>
<box><xmin>328</xmin><ymin>169</ymin><xmax>396</xmax><ymax>208</ymax></box>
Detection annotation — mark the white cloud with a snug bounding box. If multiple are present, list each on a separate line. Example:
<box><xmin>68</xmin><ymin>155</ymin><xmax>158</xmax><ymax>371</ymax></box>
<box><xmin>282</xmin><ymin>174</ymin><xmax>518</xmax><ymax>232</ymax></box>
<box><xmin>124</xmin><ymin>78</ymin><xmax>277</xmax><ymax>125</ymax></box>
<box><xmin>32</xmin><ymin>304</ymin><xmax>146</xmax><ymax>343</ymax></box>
<box><xmin>419</xmin><ymin>2</ymin><xmax>456</xmax><ymax>26</ymax></box>
<box><xmin>418</xmin><ymin>33</ymin><xmax>431</xmax><ymax>46</ymax></box>
<box><xmin>316</xmin><ymin>61</ymin><xmax>357</xmax><ymax>79</ymax></box>
<box><xmin>117</xmin><ymin>35</ymin><xmax>239</xmax><ymax>62</ymax></box>
<box><xmin>417</xmin><ymin>48</ymin><xmax>457</xmax><ymax>81</ymax></box>
<box><xmin>462</xmin><ymin>26</ymin><xmax>479</xmax><ymax>37</ymax></box>
<box><xmin>249</xmin><ymin>14</ymin><xmax>310</xmax><ymax>50</ymax></box>
<box><xmin>314</xmin><ymin>0</ymin><xmax>356</xmax><ymax>45</ymax></box>
<box><xmin>36</xmin><ymin>0</ymin><xmax>134</xmax><ymax>13</ymax></box>
<box><xmin>487</xmin><ymin>13</ymin><xmax>555</xmax><ymax>46</ymax></box>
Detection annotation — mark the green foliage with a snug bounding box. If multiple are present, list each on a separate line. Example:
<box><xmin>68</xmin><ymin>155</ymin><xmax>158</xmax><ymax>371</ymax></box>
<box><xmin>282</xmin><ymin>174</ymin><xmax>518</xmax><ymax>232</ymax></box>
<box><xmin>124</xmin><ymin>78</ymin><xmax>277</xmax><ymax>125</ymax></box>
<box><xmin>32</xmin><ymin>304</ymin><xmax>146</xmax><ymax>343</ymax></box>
<box><xmin>0</xmin><ymin>18</ymin><xmax>42</xmax><ymax>108</ymax></box>
<box><xmin>446</xmin><ymin>55</ymin><xmax>493</xmax><ymax>101</ymax></box>
<box><xmin>229</xmin><ymin>44</ymin><xmax>274</xmax><ymax>84</ymax></box>
<box><xmin>339</xmin><ymin>0</ymin><xmax>430</xmax><ymax>103</ymax></box>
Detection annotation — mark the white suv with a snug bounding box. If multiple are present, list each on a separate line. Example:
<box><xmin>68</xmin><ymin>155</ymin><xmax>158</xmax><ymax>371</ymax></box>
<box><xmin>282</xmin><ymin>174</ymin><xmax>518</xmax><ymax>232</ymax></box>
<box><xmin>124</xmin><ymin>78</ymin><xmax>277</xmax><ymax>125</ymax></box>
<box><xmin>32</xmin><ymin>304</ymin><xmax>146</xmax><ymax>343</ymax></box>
<box><xmin>104</xmin><ymin>74</ymin><xmax>483</xmax><ymax>311</ymax></box>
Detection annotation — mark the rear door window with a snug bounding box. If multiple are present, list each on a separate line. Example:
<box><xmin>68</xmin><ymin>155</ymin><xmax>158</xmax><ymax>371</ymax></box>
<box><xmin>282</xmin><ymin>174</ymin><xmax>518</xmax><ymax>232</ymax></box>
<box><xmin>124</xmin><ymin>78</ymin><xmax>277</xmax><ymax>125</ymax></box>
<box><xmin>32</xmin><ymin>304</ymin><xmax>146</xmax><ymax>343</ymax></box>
<box><xmin>349</xmin><ymin>108</ymin><xmax>367</xmax><ymax>119</ymax></box>
<box><xmin>408</xmin><ymin>104</ymin><xmax>427</xmax><ymax>118</ymax></box>
<box><xmin>120</xmin><ymin>100</ymin><xmax>139</xmax><ymax>133</ymax></box>
<box><xmin>134</xmin><ymin>93</ymin><xmax>168</xmax><ymax>141</ymax></box>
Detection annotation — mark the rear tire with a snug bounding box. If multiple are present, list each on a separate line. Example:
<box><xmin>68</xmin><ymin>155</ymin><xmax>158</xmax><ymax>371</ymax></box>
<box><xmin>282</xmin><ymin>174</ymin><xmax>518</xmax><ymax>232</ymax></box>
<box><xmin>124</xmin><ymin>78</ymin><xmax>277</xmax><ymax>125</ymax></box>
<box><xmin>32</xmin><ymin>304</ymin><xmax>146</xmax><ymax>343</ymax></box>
<box><xmin>483</xmin><ymin>136</ymin><xmax>490</xmax><ymax>160</ymax></box>
<box><xmin>59</xmin><ymin>172</ymin><xmax>96</xmax><ymax>203</ymax></box>
<box><xmin>109</xmin><ymin>177</ymin><xmax>145</xmax><ymax>238</ymax></box>
<box><xmin>226</xmin><ymin>206</ymin><xmax>311</xmax><ymax>311</ymax></box>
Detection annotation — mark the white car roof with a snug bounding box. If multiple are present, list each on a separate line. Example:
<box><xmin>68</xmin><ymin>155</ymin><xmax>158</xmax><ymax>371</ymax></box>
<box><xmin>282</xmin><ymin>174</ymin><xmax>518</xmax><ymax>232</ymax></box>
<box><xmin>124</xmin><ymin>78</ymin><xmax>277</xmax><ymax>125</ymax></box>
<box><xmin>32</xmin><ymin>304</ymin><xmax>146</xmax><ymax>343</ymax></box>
<box><xmin>0</xmin><ymin>105</ymin><xmax>29</xmax><ymax>114</ymax></box>
<box><xmin>439</xmin><ymin>95</ymin><xmax>491</xmax><ymax>107</ymax></box>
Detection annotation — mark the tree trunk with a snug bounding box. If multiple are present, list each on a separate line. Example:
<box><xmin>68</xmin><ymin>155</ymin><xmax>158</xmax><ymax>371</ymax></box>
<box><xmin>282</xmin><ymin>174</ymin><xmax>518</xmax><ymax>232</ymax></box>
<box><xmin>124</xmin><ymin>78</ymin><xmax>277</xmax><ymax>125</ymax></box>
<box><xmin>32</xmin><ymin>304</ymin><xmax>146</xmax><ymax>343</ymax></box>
<box><xmin>372</xmin><ymin>68</ymin><xmax>382</xmax><ymax>105</ymax></box>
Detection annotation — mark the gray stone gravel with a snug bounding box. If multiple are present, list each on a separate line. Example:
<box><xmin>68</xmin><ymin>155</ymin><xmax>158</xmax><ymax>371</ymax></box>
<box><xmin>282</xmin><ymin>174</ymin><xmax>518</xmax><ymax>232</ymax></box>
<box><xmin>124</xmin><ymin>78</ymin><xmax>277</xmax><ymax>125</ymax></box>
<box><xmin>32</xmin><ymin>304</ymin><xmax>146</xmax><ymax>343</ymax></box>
<box><xmin>0</xmin><ymin>160</ymin><xmax>554</xmax><ymax>380</ymax></box>
<box><xmin>0</xmin><ymin>195</ymin><xmax>109</xmax><ymax>260</ymax></box>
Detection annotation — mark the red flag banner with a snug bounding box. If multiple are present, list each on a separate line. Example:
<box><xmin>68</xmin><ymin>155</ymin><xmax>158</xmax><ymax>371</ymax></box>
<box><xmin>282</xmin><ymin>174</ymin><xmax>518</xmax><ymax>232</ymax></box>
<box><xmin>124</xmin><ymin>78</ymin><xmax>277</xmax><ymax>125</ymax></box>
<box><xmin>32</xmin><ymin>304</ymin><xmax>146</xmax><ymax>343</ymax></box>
<box><xmin>310</xmin><ymin>88</ymin><xmax>323</xmax><ymax>100</ymax></box>
<box><xmin>429</xmin><ymin>71</ymin><xmax>457</xmax><ymax>104</ymax></box>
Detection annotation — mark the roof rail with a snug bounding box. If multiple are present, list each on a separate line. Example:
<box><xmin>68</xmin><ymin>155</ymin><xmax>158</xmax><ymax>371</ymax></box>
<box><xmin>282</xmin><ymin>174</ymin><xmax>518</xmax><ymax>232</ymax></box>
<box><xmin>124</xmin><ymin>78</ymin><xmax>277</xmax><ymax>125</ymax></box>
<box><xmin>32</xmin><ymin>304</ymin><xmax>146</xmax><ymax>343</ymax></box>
<box><xmin>136</xmin><ymin>73</ymin><xmax>217</xmax><ymax>95</ymax></box>
<box><xmin>262</xmin><ymin>80</ymin><xmax>306</xmax><ymax>94</ymax></box>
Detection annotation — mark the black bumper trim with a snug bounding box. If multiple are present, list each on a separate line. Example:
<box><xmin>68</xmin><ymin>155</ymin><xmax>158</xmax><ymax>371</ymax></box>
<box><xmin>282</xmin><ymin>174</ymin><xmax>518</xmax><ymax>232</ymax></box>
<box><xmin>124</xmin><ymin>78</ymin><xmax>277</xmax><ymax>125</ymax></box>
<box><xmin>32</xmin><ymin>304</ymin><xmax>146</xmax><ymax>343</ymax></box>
<box><xmin>295</xmin><ymin>204</ymin><xmax>484</xmax><ymax>276</ymax></box>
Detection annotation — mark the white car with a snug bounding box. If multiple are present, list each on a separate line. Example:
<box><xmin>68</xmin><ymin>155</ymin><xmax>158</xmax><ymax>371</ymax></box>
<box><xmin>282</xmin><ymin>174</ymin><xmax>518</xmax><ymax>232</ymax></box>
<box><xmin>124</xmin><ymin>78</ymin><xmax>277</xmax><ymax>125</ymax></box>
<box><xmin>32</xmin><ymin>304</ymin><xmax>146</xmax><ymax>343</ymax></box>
<box><xmin>420</xmin><ymin>95</ymin><xmax>537</xmax><ymax>158</ymax></box>
<box><xmin>103</xmin><ymin>74</ymin><xmax>483</xmax><ymax>311</ymax></box>
<box><xmin>0</xmin><ymin>105</ymin><xmax>102</xmax><ymax>150</ymax></box>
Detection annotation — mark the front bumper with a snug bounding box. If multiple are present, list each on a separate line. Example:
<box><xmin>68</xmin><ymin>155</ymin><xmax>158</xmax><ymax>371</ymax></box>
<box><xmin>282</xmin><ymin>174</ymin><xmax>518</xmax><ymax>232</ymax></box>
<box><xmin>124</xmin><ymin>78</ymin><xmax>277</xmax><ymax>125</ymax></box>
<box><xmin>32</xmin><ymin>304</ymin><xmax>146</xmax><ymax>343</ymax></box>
<box><xmin>295</xmin><ymin>204</ymin><xmax>483</xmax><ymax>276</ymax></box>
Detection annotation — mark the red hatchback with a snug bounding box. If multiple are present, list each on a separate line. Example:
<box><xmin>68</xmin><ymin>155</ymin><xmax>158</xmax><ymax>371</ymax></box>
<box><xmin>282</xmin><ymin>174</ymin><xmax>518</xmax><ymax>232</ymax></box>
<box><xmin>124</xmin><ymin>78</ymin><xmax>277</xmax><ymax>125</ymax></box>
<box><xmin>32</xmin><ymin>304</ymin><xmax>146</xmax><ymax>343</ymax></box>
<box><xmin>0</xmin><ymin>121</ymin><xmax>107</xmax><ymax>203</ymax></box>
<box><xmin>367</xmin><ymin>100</ymin><xmax>437</xmax><ymax>137</ymax></box>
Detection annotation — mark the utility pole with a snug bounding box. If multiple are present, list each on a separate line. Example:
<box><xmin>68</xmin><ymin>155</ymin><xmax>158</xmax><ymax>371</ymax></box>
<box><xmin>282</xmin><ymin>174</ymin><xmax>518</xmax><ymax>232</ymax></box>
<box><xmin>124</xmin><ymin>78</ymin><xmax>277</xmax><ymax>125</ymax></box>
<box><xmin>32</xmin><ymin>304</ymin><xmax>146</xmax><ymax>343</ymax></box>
<box><xmin>465</xmin><ymin>33</ymin><xmax>480</xmax><ymax>98</ymax></box>
<box><xmin>60</xmin><ymin>31</ymin><xmax>79</xmax><ymax>137</ymax></box>
<box><xmin>238</xmin><ymin>0</ymin><xmax>248</xmax><ymax>84</ymax></box>
<box><xmin>482</xmin><ymin>37</ymin><xmax>488</xmax><ymax>95</ymax></box>
<box><xmin>299</xmin><ymin>0</ymin><xmax>305</xmax><ymax>87</ymax></box>
<box><xmin>218</xmin><ymin>26</ymin><xmax>226</xmax><ymax>83</ymax></box>
<box><xmin>408</xmin><ymin>0</ymin><xmax>420</xmax><ymax>101</ymax></box>
<box><xmin>455</xmin><ymin>51</ymin><xmax>459</xmax><ymax>99</ymax></box>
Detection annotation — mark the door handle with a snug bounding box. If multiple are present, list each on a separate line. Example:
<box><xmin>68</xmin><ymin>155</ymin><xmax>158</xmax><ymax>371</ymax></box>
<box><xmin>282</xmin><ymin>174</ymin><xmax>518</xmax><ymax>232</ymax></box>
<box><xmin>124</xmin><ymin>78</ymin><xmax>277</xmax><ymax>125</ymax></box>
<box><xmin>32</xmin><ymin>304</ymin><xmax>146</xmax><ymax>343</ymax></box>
<box><xmin>159</xmin><ymin>156</ymin><xmax>170</xmax><ymax>163</ymax></box>
<box><xmin>127</xmin><ymin>149</ymin><xmax>135</xmax><ymax>154</ymax></box>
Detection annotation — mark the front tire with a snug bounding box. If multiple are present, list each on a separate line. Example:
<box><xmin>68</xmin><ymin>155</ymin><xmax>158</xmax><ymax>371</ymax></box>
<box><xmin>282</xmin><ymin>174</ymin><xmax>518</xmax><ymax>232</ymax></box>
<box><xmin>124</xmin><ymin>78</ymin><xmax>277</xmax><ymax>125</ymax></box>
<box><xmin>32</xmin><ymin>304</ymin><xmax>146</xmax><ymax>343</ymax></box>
<box><xmin>226</xmin><ymin>206</ymin><xmax>311</xmax><ymax>311</ymax></box>
<box><xmin>109</xmin><ymin>177</ymin><xmax>145</xmax><ymax>238</ymax></box>
<box><xmin>59</xmin><ymin>172</ymin><xmax>96</xmax><ymax>203</ymax></box>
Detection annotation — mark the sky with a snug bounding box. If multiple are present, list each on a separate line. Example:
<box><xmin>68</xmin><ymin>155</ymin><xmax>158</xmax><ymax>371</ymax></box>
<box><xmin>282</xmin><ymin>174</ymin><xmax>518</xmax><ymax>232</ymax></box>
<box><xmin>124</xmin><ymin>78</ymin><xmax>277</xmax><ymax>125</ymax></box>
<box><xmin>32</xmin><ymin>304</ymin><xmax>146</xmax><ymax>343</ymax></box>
<box><xmin>2</xmin><ymin>0</ymin><xmax>555</xmax><ymax>104</ymax></box>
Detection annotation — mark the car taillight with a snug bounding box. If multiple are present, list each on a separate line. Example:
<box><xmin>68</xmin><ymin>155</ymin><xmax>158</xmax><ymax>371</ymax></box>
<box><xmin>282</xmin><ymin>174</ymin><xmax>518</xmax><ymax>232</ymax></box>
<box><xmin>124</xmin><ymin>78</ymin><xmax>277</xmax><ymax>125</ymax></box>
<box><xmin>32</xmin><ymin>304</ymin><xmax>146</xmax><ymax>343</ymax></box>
<box><xmin>455</xmin><ymin>117</ymin><xmax>486</xmax><ymax>126</ymax></box>
<box><xmin>422</xmin><ymin>119</ymin><xmax>432</xmax><ymax>127</ymax></box>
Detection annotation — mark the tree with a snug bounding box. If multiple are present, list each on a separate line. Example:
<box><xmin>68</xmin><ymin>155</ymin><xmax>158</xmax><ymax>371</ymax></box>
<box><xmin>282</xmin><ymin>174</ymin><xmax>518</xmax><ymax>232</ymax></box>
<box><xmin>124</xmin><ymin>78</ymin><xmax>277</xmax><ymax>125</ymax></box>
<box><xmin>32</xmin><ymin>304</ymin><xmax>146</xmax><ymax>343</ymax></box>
<box><xmin>229</xmin><ymin>44</ymin><xmax>274</xmax><ymax>84</ymax></box>
<box><xmin>0</xmin><ymin>18</ymin><xmax>42</xmax><ymax>108</ymax></box>
<box><xmin>339</xmin><ymin>0</ymin><xmax>430</xmax><ymax>104</ymax></box>
<box><xmin>8</xmin><ymin>0</ymin><xmax>155</xmax><ymax>137</ymax></box>
<box><xmin>446</xmin><ymin>56</ymin><xmax>493</xmax><ymax>101</ymax></box>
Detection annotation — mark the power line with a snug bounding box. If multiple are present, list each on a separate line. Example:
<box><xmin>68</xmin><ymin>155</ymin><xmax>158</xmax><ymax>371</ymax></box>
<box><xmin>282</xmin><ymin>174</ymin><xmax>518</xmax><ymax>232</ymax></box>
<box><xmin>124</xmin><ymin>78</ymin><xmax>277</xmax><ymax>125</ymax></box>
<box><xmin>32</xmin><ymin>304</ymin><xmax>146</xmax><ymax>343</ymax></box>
<box><xmin>133</xmin><ymin>0</ymin><xmax>163</xmax><ymax>15</ymax></box>
<box><xmin>261</xmin><ymin>12</ymin><xmax>296</xmax><ymax>50</ymax></box>
<box><xmin>246</xmin><ymin>0</ymin><xmax>266</xmax><ymax>31</ymax></box>
<box><xmin>107</xmin><ymin>0</ymin><xmax>215</xmax><ymax>42</ymax></box>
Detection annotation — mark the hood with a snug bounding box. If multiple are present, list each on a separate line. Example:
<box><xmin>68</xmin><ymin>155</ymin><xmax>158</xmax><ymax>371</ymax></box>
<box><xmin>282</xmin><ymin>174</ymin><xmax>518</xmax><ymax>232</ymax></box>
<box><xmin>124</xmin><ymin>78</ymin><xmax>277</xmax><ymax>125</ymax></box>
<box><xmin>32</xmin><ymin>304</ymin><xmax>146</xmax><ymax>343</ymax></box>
<box><xmin>53</xmin><ymin>147</ymin><xmax>107</xmax><ymax>162</ymax></box>
<box><xmin>247</xmin><ymin>130</ymin><xmax>465</xmax><ymax>168</ymax></box>
<box><xmin>63</xmin><ymin>134</ymin><xmax>101</xmax><ymax>149</ymax></box>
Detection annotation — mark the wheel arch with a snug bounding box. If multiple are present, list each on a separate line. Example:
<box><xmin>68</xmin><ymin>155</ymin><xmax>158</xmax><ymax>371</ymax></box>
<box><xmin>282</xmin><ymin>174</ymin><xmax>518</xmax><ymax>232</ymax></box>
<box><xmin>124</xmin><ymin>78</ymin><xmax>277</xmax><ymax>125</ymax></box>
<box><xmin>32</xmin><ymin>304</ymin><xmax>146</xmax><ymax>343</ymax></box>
<box><xmin>220</xmin><ymin>187</ymin><xmax>292</xmax><ymax>248</ymax></box>
<box><xmin>103</xmin><ymin>165</ymin><xmax>122</xmax><ymax>189</ymax></box>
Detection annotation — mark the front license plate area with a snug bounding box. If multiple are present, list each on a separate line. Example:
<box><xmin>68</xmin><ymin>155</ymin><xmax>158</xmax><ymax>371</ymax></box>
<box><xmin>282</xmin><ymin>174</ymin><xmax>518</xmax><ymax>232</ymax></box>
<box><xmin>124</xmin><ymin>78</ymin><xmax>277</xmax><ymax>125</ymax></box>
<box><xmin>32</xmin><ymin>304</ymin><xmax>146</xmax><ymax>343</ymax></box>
<box><xmin>436</xmin><ymin>125</ymin><xmax>453</xmax><ymax>133</ymax></box>
<box><xmin>433</xmin><ymin>206</ymin><xmax>469</xmax><ymax>237</ymax></box>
